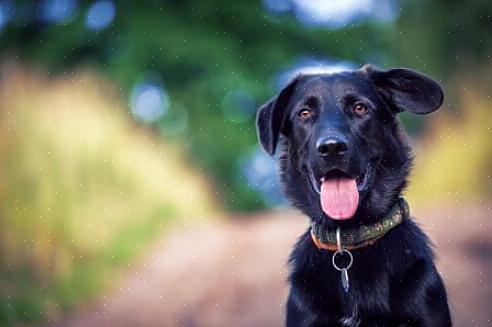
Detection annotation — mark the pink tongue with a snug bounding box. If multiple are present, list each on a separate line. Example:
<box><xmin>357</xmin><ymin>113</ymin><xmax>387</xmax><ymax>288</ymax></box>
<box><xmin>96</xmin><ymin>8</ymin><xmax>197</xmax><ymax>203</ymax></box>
<box><xmin>320</xmin><ymin>178</ymin><xmax>359</xmax><ymax>220</ymax></box>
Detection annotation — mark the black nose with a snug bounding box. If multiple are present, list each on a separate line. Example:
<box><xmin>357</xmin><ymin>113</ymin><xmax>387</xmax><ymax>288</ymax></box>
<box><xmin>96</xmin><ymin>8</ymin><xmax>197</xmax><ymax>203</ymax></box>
<box><xmin>316</xmin><ymin>135</ymin><xmax>348</xmax><ymax>157</ymax></box>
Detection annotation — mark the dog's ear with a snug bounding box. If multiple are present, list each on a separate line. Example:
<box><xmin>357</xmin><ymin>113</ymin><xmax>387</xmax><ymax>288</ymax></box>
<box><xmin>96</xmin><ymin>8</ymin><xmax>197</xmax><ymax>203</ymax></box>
<box><xmin>364</xmin><ymin>65</ymin><xmax>444</xmax><ymax>114</ymax></box>
<box><xmin>256</xmin><ymin>76</ymin><xmax>300</xmax><ymax>155</ymax></box>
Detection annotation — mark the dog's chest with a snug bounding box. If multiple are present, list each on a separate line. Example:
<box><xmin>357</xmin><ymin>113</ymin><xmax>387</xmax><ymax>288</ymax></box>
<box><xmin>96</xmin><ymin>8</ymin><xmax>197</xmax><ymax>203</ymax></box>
<box><xmin>291</xmin><ymin>248</ymin><xmax>394</xmax><ymax>321</ymax></box>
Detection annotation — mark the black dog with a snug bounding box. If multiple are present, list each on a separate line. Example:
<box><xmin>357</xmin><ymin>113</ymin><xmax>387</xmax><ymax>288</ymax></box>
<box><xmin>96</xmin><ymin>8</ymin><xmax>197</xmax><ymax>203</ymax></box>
<box><xmin>256</xmin><ymin>65</ymin><xmax>452</xmax><ymax>326</ymax></box>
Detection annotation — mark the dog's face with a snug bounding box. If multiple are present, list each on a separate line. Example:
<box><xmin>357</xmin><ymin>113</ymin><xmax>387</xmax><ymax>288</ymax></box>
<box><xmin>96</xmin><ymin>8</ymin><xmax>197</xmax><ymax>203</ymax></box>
<box><xmin>257</xmin><ymin>66</ymin><xmax>443</xmax><ymax>226</ymax></box>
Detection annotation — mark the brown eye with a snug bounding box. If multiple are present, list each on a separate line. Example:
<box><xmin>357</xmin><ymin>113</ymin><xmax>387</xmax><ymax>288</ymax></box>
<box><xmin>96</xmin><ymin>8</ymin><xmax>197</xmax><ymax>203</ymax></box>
<box><xmin>298</xmin><ymin>109</ymin><xmax>312</xmax><ymax>119</ymax></box>
<box><xmin>353</xmin><ymin>103</ymin><xmax>368</xmax><ymax>116</ymax></box>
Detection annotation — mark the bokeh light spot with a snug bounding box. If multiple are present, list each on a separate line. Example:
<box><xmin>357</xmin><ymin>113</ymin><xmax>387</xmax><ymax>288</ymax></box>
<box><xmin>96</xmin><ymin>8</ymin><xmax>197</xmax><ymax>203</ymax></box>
<box><xmin>0</xmin><ymin>1</ymin><xmax>15</xmax><ymax>29</ymax></box>
<box><xmin>241</xmin><ymin>147</ymin><xmax>286</xmax><ymax>207</ymax></box>
<box><xmin>277</xmin><ymin>57</ymin><xmax>355</xmax><ymax>90</ymax></box>
<box><xmin>39</xmin><ymin>0</ymin><xmax>78</xmax><ymax>23</ymax></box>
<box><xmin>86</xmin><ymin>0</ymin><xmax>115</xmax><ymax>31</ymax></box>
<box><xmin>130</xmin><ymin>82</ymin><xmax>169</xmax><ymax>124</ymax></box>
<box><xmin>264</xmin><ymin>0</ymin><xmax>398</xmax><ymax>28</ymax></box>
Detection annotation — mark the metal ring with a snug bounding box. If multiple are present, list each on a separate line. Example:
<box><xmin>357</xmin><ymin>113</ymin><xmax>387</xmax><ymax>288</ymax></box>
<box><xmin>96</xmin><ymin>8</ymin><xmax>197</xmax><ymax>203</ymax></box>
<box><xmin>336</xmin><ymin>227</ymin><xmax>342</xmax><ymax>250</ymax></box>
<box><xmin>331</xmin><ymin>249</ymin><xmax>353</xmax><ymax>271</ymax></box>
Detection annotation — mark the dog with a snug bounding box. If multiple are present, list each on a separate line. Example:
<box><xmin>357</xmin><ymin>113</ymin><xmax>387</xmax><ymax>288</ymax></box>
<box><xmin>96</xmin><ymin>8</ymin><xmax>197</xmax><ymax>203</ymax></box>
<box><xmin>256</xmin><ymin>65</ymin><xmax>452</xmax><ymax>326</ymax></box>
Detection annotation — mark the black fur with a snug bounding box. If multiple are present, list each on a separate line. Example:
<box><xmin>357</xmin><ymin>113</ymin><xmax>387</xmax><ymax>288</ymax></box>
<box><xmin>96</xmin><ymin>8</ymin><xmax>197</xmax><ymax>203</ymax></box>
<box><xmin>256</xmin><ymin>65</ymin><xmax>451</xmax><ymax>326</ymax></box>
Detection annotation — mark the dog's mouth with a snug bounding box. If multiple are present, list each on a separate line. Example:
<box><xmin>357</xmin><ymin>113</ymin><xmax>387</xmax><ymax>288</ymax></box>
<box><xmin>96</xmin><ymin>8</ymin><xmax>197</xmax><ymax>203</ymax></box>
<box><xmin>309</xmin><ymin>164</ymin><xmax>372</xmax><ymax>220</ymax></box>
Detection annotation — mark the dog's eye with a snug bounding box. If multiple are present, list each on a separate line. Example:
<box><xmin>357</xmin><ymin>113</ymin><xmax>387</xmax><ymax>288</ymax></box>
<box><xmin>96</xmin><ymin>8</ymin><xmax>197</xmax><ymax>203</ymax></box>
<box><xmin>353</xmin><ymin>103</ymin><xmax>368</xmax><ymax>116</ymax></box>
<box><xmin>298</xmin><ymin>108</ymin><xmax>312</xmax><ymax>119</ymax></box>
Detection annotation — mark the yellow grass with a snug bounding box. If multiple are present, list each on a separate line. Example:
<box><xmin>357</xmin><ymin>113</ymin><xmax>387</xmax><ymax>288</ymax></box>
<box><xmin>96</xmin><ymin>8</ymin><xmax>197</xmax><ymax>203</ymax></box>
<box><xmin>407</xmin><ymin>84</ymin><xmax>492</xmax><ymax>207</ymax></box>
<box><xmin>0</xmin><ymin>64</ymin><xmax>219</xmax><ymax>324</ymax></box>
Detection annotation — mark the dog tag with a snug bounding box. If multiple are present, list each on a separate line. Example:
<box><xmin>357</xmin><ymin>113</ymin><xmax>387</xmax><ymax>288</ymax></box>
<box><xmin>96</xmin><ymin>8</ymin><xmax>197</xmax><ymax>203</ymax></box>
<box><xmin>341</xmin><ymin>268</ymin><xmax>350</xmax><ymax>293</ymax></box>
<box><xmin>332</xmin><ymin>228</ymin><xmax>353</xmax><ymax>294</ymax></box>
<box><xmin>332</xmin><ymin>248</ymin><xmax>353</xmax><ymax>294</ymax></box>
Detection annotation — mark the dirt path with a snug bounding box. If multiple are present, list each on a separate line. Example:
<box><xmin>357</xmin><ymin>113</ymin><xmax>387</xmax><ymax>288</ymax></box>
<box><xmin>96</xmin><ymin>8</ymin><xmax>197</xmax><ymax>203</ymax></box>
<box><xmin>46</xmin><ymin>204</ymin><xmax>492</xmax><ymax>327</ymax></box>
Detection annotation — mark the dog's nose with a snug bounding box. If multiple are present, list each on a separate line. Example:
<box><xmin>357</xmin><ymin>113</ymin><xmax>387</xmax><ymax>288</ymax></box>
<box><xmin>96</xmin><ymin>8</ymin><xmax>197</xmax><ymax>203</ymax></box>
<box><xmin>316</xmin><ymin>135</ymin><xmax>348</xmax><ymax>157</ymax></box>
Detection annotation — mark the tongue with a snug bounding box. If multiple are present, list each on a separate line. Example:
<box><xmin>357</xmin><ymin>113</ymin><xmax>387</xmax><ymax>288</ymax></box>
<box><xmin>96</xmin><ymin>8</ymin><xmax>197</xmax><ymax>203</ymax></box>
<box><xmin>320</xmin><ymin>178</ymin><xmax>359</xmax><ymax>220</ymax></box>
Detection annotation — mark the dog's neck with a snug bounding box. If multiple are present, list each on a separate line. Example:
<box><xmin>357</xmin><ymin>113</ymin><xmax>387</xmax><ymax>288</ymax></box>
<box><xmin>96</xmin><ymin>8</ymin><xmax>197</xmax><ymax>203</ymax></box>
<box><xmin>310</xmin><ymin>198</ymin><xmax>409</xmax><ymax>251</ymax></box>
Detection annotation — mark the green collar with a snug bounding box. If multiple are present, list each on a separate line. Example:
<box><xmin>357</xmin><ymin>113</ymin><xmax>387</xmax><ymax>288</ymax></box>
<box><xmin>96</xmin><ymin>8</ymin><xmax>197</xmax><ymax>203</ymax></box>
<box><xmin>310</xmin><ymin>198</ymin><xmax>409</xmax><ymax>251</ymax></box>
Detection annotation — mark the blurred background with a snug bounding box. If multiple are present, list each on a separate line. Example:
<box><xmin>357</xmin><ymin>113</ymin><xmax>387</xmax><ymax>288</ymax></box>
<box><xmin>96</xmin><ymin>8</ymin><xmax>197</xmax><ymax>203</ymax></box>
<box><xmin>0</xmin><ymin>0</ymin><xmax>491</xmax><ymax>326</ymax></box>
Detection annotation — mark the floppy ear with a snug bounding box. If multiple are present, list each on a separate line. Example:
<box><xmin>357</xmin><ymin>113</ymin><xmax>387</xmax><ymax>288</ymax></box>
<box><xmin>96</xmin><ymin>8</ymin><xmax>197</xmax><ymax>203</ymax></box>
<box><xmin>365</xmin><ymin>66</ymin><xmax>444</xmax><ymax>114</ymax></box>
<box><xmin>256</xmin><ymin>77</ymin><xmax>300</xmax><ymax>155</ymax></box>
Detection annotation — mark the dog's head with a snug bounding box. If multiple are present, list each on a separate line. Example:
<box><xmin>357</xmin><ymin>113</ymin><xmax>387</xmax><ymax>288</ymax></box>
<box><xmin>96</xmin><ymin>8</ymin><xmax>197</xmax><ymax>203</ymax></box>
<box><xmin>256</xmin><ymin>65</ymin><xmax>443</xmax><ymax>226</ymax></box>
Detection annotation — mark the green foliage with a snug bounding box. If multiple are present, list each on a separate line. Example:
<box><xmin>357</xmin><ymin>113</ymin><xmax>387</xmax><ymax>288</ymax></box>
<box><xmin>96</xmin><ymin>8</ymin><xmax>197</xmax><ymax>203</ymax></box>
<box><xmin>392</xmin><ymin>0</ymin><xmax>492</xmax><ymax>79</ymax></box>
<box><xmin>0</xmin><ymin>1</ymin><xmax>395</xmax><ymax>210</ymax></box>
<box><xmin>2</xmin><ymin>1</ymin><xmax>491</xmax><ymax>210</ymax></box>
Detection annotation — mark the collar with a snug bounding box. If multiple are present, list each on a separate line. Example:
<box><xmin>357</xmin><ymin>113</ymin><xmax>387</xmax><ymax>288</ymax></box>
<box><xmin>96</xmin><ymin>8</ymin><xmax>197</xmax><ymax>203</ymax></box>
<box><xmin>310</xmin><ymin>198</ymin><xmax>409</xmax><ymax>251</ymax></box>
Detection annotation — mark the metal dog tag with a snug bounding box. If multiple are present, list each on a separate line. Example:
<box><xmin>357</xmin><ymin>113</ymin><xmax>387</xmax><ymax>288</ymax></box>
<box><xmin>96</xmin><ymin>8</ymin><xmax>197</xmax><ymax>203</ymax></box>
<box><xmin>332</xmin><ymin>228</ymin><xmax>353</xmax><ymax>293</ymax></box>
<box><xmin>341</xmin><ymin>268</ymin><xmax>350</xmax><ymax>293</ymax></box>
<box><xmin>333</xmin><ymin>250</ymin><xmax>353</xmax><ymax>293</ymax></box>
